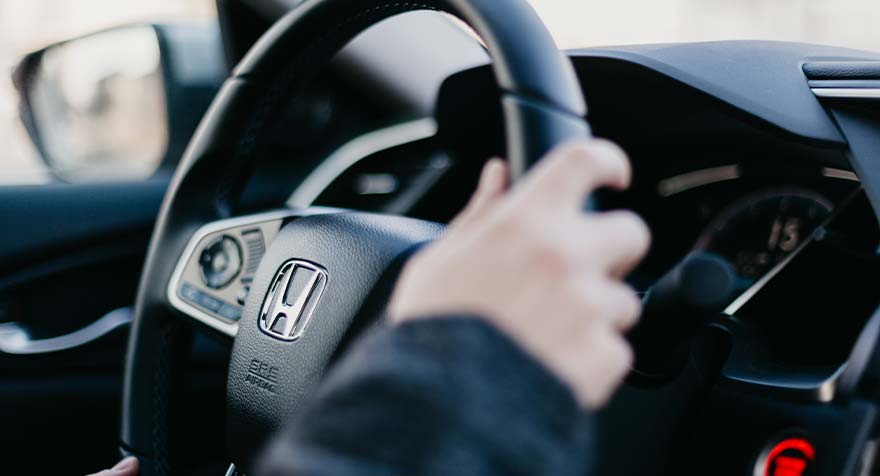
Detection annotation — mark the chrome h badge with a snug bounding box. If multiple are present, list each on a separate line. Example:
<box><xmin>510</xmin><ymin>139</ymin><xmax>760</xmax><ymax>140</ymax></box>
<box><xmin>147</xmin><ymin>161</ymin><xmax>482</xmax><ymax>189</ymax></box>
<box><xmin>259</xmin><ymin>260</ymin><xmax>327</xmax><ymax>341</ymax></box>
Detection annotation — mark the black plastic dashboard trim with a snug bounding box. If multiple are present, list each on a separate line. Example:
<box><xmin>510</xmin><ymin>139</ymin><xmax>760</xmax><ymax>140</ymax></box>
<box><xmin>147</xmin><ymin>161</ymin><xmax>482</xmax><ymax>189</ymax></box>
<box><xmin>568</xmin><ymin>41</ymin><xmax>880</xmax><ymax>146</ymax></box>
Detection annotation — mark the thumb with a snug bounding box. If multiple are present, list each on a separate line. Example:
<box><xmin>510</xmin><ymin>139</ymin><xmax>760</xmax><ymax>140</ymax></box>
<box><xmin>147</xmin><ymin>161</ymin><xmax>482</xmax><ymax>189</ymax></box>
<box><xmin>86</xmin><ymin>456</ymin><xmax>139</xmax><ymax>476</ymax></box>
<box><xmin>449</xmin><ymin>158</ymin><xmax>508</xmax><ymax>230</ymax></box>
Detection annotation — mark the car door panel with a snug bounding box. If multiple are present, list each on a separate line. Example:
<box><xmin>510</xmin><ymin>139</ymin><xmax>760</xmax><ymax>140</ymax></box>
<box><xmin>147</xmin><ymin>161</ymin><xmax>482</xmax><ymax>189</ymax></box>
<box><xmin>0</xmin><ymin>177</ymin><xmax>229</xmax><ymax>474</ymax></box>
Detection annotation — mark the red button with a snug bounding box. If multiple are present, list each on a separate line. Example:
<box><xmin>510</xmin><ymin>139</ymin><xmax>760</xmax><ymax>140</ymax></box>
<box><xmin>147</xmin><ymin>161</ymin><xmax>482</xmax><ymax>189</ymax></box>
<box><xmin>760</xmin><ymin>437</ymin><xmax>815</xmax><ymax>476</ymax></box>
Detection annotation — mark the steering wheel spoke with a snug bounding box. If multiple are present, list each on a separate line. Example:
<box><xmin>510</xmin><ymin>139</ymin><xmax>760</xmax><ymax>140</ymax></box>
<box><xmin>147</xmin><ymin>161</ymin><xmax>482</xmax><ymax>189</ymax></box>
<box><xmin>166</xmin><ymin>208</ymin><xmax>339</xmax><ymax>337</ymax></box>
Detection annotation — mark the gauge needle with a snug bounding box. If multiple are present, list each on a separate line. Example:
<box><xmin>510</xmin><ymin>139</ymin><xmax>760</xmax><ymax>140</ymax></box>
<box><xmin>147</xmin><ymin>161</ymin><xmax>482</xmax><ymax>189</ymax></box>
<box><xmin>722</xmin><ymin>186</ymin><xmax>866</xmax><ymax>316</ymax></box>
<box><xmin>723</xmin><ymin>223</ymin><xmax>824</xmax><ymax>316</ymax></box>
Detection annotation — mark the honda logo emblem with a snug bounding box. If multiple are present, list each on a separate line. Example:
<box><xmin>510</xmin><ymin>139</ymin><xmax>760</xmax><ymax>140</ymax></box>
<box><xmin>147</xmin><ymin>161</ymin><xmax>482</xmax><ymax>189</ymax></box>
<box><xmin>258</xmin><ymin>260</ymin><xmax>327</xmax><ymax>341</ymax></box>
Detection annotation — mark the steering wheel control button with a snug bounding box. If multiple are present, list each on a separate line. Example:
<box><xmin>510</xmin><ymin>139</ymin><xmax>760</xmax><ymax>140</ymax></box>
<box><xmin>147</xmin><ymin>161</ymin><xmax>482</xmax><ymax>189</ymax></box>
<box><xmin>196</xmin><ymin>292</ymin><xmax>223</xmax><ymax>312</ymax></box>
<box><xmin>199</xmin><ymin>235</ymin><xmax>243</xmax><ymax>289</ymax></box>
<box><xmin>242</xmin><ymin>229</ymin><xmax>266</xmax><ymax>277</ymax></box>
<box><xmin>180</xmin><ymin>283</ymin><xmax>242</xmax><ymax>322</ymax></box>
<box><xmin>259</xmin><ymin>260</ymin><xmax>328</xmax><ymax>342</ymax></box>
<box><xmin>218</xmin><ymin>304</ymin><xmax>242</xmax><ymax>321</ymax></box>
<box><xmin>755</xmin><ymin>435</ymin><xmax>816</xmax><ymax>476</ymax></box>
<box><xmin>180</xmin><ymin>283</ymin><xmax>201</xmax><ymax>303</ymax></box>
<box><xmin>236</xmin><ymin>285</ymin><xmax>251</xmax><ymax>306</ymax></box>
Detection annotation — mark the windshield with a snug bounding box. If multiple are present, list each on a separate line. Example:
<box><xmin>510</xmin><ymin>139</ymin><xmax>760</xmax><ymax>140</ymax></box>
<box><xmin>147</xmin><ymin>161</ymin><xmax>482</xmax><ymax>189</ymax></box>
<box><xmin>528</xmin><ymin>0</ymin><xmax>878</xmax><ymax>50</ymax></box>
<box><xmin>1</xmin><ymin>0</ymin><xmax>877</xmax><ymax>185</ymax></box>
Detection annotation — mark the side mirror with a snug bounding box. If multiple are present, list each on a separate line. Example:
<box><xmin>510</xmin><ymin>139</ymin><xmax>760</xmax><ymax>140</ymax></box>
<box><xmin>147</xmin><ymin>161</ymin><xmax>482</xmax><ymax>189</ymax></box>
<box><xmin>12</xmin><ymin>23</ymin><xmax>226</xmax><ymax>182</ymax></box>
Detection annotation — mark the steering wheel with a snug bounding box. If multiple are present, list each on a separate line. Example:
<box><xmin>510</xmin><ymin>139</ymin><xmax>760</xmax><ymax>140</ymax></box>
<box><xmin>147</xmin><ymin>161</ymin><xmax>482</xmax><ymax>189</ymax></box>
<box><xmin>120</xmin><ymin>1</ymin><xmax>589</xmax><ymax>474</ymax></box>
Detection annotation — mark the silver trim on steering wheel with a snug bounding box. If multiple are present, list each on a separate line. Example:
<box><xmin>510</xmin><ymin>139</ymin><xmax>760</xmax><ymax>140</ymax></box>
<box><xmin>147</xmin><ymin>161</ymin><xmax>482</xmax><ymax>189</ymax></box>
<box><xmin>166</xmin><ymin>209</ymin><xmax>341</xmax><ymax>337</ymax></box>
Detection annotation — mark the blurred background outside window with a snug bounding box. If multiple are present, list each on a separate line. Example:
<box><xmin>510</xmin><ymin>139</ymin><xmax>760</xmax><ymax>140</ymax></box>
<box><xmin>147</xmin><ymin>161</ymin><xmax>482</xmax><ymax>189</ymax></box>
<box><xmin>0</xmin><ymin>0</ymin><xmax>877</xmax><ymax>184</ymax></box>
<box><xmin>0</xmin><ymin>0</ymin><xmax>214</xmax><ymax>184</ymax></box>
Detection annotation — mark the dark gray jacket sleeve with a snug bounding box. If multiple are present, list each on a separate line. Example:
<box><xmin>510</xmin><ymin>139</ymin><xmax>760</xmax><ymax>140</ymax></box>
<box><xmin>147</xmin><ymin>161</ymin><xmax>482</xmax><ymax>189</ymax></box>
<box><xmin>256</xmin><ymin>317</ymin><xmax>595</xmax><ymax>476</ymax></box>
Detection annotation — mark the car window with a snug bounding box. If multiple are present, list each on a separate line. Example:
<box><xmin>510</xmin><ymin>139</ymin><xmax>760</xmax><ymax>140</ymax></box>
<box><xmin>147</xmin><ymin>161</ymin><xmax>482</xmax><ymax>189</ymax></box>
<box><xmin>0</xmin><ymin>0</ymin><xmax>214</xmax><ymax>185</ymax></box>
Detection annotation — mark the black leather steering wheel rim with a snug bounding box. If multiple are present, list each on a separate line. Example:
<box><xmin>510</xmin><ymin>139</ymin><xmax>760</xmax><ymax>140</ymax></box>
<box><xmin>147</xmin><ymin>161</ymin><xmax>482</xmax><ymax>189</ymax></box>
<box><xmin>121</xmin><ymin>1</ymin><xmax>590</xmax><ymax>474</ymax></box>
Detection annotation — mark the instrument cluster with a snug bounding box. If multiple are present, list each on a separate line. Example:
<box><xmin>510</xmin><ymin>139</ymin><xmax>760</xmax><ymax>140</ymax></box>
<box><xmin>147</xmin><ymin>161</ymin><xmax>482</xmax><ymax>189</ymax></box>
<box><xmin>616</xmin><ymin>159</ymin><xmax>880</xmax><ymax>379</ymax></box>
<box><xmin>620</xmin><ymin>163</ymin><xmax>862</xmax><ymax>292</ymax></box>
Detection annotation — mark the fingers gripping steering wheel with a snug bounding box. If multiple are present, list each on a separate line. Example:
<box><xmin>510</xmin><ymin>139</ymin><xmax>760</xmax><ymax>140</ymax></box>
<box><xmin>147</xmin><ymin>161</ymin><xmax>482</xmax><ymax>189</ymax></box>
<box><xmin>121</xmin><ymin>1</ymin><xmax>590</xmax><ymax>474</ymax></box>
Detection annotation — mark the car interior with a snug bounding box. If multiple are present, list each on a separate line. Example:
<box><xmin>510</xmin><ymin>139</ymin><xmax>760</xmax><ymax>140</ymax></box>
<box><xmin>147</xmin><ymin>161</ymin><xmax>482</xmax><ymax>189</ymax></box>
<box><xmin>2</xmin><ymin>0</ymin><xmax>880</xmax><ymax>475</ymax></box>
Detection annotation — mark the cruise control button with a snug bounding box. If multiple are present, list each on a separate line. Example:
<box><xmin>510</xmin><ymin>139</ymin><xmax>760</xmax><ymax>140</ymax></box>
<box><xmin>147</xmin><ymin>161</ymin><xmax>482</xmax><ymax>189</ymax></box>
<box><xmin>196</xmin><ymin>292</ymin><xmax>223</xmax><ymax>313</ymax></box>
<box><xmin>180</xmin><ymin>283</ymin><xmax>200</xmax><ymax>303</ymax></box>
<box><xmin>218</xmin><ymin>304</ymin><xmax>242</xmax><ymax>321</ymax></box>
<box><xmin>180</xmin><ymin>282</ymin><xmax>241</xmax><ymax>321</ymax></box>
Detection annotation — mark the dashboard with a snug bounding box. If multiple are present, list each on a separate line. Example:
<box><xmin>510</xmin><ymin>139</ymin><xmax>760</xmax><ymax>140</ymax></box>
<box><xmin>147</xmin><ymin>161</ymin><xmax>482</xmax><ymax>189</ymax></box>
<box><xmin>293</xmin><ymin>43</ymin><xmax>880</xmax><ymax>405</ymax></box>
<box><xmin>169</xmin><ymin>42</ymin><xmax>880</xmax><ymax>406</ymax></box>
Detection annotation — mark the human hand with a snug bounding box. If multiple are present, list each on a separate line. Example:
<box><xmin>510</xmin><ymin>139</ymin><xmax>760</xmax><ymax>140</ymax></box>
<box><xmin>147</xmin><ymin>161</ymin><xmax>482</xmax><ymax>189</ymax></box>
<box><xmin>86</xmin><ymin>456</ymin><xmax>138</xmax><ymax>476</ymax></box>
<box><xmin>388</xmin><ymin>140</ymin><xmax>650</xmax><ymax>409</ymax></box>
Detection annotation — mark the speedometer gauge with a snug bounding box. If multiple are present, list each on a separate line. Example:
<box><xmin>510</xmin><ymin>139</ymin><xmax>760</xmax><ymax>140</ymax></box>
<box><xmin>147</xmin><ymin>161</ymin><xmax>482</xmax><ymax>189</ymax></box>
<box><xmin>695</xmin><ymin>188</ymin><xmax>832</xmax><ymax>285</ymax></box>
